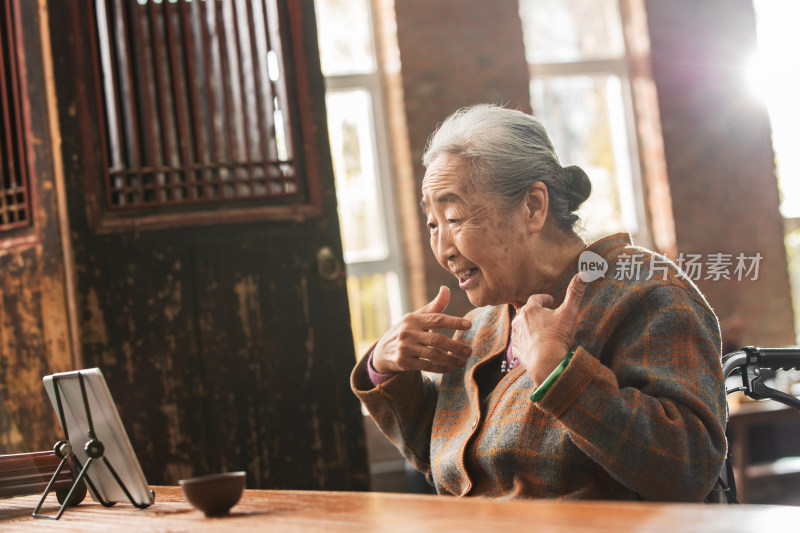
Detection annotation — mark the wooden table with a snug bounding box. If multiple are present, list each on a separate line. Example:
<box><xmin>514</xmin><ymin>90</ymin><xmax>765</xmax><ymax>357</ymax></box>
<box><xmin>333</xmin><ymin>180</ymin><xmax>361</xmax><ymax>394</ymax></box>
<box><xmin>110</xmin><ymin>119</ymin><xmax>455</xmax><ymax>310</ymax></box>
<box><xmin>2</xmin><ymin>485</ymin><xmax>800</xmax><ymax>532</ymax></box>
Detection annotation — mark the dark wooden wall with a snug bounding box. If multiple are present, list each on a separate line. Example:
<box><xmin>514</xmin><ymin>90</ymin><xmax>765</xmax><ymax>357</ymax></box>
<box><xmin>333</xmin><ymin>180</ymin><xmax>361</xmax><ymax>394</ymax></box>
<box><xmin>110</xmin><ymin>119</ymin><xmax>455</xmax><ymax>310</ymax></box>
<box><xmin>2</xmin><ymin>0</ymin><xmax>369</xmax><ymax>492</ymax></box>
<box><xmin>0</xmin><ymin>0</ymin><xmax>72</xmax><ymax>455</ymax></box>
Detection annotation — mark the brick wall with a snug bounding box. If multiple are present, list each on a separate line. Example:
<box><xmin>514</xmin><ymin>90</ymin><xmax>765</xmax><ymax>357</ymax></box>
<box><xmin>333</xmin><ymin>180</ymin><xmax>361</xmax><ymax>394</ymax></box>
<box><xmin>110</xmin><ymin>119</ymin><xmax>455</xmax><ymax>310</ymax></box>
<box><xmin>645</xmin><ymin>0</ymin><xmax>796</xmax><ymax>347</ymax></box>
<box><xmin>372</xmin><ymin>0</ymin><xmax>428</xmax><ymax>312</ymax></box>
<box><xmin>621</xmin><ymin>0</ymin><xmax>677</xmax><ymax>258</ymax></box>
<box><xmin>381</xmin><ymin>0</ymin><xmax>795</xmax><ymax>347</ymax></box>
<box><xmin>391</xmin><ymin>0</ymin><xmax>531</xmax><ymax>315</ymax></box>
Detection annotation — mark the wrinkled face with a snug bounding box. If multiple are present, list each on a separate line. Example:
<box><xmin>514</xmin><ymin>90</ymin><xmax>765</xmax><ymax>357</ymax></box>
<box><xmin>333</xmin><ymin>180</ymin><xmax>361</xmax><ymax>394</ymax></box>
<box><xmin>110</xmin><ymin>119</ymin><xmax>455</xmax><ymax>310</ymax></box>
<box><xmin>421</xmin><ymin>153</ymin><xmax>529</xmax><ymax>307</ymax></box>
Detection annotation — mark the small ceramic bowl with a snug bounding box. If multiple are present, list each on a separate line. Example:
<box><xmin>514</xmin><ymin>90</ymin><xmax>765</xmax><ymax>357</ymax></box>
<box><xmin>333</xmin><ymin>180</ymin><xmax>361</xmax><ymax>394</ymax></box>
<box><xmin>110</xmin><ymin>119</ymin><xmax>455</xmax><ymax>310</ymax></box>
<box><xmin>179</xmin><ymin>471</ymin><xmax>246</xmax><ymax>517</ymax></box>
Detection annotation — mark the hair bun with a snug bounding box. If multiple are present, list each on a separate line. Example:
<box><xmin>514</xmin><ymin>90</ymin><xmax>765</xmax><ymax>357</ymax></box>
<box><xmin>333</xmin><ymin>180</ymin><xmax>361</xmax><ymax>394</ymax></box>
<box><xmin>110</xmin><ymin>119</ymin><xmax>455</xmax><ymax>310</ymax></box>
<box><xmin>563</xmin><ymin>165</ymin><xmax>591</xmax><ymax>211</ymax></box>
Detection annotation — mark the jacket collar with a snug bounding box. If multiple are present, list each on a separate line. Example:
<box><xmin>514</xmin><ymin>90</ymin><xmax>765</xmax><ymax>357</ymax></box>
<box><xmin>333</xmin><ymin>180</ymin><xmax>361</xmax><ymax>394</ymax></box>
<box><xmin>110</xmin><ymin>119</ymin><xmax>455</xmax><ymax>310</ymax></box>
<box><xmin>472</xmin><ymin>232</ymin><xmax>632</xmax><ymax>360</ymax></box>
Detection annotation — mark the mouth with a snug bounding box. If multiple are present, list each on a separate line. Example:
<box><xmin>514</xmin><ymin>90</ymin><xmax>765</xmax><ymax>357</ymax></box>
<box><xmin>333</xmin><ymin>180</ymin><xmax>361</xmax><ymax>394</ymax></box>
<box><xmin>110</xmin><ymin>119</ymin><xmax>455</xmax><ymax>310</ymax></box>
<box><xmin>453</xmin><ymin>267</ymin><xmax>480</xmax><ymax>288</ymax></box>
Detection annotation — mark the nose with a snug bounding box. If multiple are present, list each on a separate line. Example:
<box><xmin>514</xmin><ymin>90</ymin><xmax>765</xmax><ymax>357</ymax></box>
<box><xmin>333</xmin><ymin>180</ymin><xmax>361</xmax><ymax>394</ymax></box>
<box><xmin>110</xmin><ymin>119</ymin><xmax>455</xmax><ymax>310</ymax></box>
<box><xmin>434</xmin><ymin>224</ymin><xmax>458</xmax><ymax>263</ymax></box>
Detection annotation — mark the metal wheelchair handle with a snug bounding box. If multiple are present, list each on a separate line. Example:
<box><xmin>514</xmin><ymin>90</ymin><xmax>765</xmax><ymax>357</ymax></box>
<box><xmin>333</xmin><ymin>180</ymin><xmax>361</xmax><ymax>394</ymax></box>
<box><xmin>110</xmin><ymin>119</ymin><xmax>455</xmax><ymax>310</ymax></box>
<box><xmin>723</xmin><ymin>346</ymin><xmax>800</xmax><ymax>411</ymax></box>
<box><xmin>722</xmin><ymin>350</ymin><xmax>748</xmax><ymax>381</ymax></box>
<box><xmin>723</xmin><ymin>346</ymin><xmax>800</xmax><ymax>378</ymax></box>
<box><xmin>745</xmin><ymin>347</ymin><xmax>800</xmax><ymax>371</ymax></box>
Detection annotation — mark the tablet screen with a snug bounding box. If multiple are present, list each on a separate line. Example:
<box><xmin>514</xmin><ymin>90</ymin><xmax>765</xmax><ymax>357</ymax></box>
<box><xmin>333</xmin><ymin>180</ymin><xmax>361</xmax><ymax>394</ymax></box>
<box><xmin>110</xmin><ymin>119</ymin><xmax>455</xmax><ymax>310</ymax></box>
<box><xmin>42</xmin><ymin>368</ymin><xmax>154</xmax><ymax>507</ymax></box>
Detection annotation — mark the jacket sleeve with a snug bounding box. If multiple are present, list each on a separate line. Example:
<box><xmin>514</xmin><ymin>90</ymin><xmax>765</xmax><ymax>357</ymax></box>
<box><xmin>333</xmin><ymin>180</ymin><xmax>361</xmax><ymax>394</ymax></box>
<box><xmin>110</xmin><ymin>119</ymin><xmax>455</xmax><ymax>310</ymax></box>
<box><xmin>351</xmin><ymin>353</ymin><xmax>439</xmax><ymax>479</ymax></box>
<box><xmin>536</xmin><ymin>284</ymin><xmax>727</xmax><ymax>501</ymax></box>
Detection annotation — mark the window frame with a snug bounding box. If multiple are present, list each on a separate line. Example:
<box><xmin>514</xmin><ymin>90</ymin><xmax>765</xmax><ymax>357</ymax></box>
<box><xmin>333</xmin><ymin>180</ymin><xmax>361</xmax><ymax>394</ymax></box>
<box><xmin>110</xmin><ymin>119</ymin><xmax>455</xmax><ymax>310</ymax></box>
<box><xmin>523</xmin><ymin>1</ymin><xmax>651</xmax><ymax>247</ymax></box>
<box><xmin>0</xmin><ymin>0</ymin><xmax>38</xmax><ymax>251</ymax></box>
<box><xmin>318</xmin><ymin>0</ymin><xmax>409</xmax><ymax>355</ymax></box>
<box><xmin>75</xmin><ymin>0</ymin><xmax>329</xmax><ymax>233</ymax></box>
<box><xmin>95</xmin><ymin>0</ymin><xmax>300</xmax><ymax>213</ymax></box>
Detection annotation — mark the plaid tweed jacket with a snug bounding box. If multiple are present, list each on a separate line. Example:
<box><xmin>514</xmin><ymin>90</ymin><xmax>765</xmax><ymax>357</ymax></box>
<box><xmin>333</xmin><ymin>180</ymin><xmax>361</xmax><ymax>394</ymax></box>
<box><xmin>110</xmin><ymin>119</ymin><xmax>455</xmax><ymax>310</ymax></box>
<box><xmin>352</xmin><ymin>233</ymin><xmax>727</xmax><ymax>501</ymax></box>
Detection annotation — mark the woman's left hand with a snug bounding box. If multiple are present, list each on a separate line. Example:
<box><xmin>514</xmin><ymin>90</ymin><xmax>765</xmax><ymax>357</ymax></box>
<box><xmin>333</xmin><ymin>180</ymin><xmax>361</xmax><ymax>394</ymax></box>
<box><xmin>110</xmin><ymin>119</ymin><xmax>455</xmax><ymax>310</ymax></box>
<box><xmin>511</xmin><ymin>273</ymin><xmax>588</xmax><ymax>386</ymax></box>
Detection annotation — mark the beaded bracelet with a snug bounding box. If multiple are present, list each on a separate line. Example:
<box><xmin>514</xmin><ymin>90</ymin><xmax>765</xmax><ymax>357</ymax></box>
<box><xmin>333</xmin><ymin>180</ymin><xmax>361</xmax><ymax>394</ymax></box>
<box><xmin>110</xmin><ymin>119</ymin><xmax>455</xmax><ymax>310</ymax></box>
<box><xmin>529</xmin><ymin>348</ymin><xmax>576</xmax><ymax>403</ymax></box>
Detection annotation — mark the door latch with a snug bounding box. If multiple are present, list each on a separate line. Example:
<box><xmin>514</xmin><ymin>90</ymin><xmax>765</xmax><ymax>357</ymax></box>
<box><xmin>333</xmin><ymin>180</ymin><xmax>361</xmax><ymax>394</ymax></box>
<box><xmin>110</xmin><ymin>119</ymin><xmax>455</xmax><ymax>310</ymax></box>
<box><xmin>316</xmin><ymin>246</ymin><xmax>343</xmax><ymax>282</ymax></box>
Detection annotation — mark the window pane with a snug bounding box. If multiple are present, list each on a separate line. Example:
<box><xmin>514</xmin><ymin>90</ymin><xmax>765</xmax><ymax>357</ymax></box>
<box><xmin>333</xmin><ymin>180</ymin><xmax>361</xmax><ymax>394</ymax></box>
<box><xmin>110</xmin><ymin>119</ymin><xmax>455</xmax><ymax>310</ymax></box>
<box><xmin>786</xmin><ymin>229</ymin><xmax>800</xmax><ymax>345</ymax></box>
<box><xmin>519</xmin><ymin>0</ymin><xmax>624</xmax><ymax>63</ymax></box>
<box><xmin>751</xmin><ymin>0</ymin><xmax>800</xmax><ymax>218</ymax></box>
<box><xmin>326</xmin><ymin>90</ymin><xmax>389</xmax><ymax>263</ymax></box>
<box><xmin>347</xmin><ymin>272</ymin><xmax>402</xmax><ymax>359</ymax></box>
<box><xmin>315</xmin><ymin>0</ymin><xmax>376</xmax><ymax>76</ymax></box>
<box><xmin>531</xmin><ymin>75</ymin><xmax>636</xmax><ymax>239</ymax></box>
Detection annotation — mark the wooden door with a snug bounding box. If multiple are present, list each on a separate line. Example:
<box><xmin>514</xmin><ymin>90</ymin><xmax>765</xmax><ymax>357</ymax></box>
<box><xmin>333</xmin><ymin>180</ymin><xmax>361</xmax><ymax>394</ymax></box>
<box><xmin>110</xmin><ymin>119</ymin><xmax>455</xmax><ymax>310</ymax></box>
<box><xmin>46</xmin><ymin>0</ymin><xmax>368</xmax><ymax>490</ymax></box>
<box><xmin>0</xmin><ymin>0</ymin><xmax>75</xmax><ymax>454</ymax></box>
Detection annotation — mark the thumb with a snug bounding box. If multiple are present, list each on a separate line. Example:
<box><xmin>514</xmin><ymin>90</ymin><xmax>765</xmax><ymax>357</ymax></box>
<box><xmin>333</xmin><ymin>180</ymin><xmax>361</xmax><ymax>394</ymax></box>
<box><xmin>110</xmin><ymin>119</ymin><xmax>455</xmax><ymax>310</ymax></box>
<box><xmin>419</xmin><ymin>285</ymin><xmax>450</xmax><ymax>314</ymax></box>
<box><xmin>559</xmin><ymin>273</ymin><xmax>588</xmax><ymax>319</ymax></box>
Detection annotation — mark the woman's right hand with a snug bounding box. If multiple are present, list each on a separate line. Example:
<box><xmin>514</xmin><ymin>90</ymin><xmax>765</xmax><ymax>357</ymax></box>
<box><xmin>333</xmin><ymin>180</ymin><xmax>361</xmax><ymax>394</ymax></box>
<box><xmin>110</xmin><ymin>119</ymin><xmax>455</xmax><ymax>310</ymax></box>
<box><xmin>372</xmin><ymin>286</ymin><xmax>473</xmax><ymax>374</ymax></box>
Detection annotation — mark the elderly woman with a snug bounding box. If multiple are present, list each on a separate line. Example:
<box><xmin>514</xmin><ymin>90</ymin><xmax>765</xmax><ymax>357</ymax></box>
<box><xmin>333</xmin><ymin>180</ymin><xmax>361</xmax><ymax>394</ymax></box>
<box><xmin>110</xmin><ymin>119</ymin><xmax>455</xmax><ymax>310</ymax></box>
<box><xmin>351</xmin><ymin>104</ymin><xmax>727</xmax><ymax>501</ymax></box>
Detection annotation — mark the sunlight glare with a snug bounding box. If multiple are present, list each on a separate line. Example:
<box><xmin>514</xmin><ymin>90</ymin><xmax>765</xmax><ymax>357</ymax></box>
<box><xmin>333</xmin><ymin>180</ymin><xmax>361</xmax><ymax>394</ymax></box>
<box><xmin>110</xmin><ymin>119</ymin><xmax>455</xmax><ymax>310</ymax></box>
<box><xmin>750</xmin><ymin>0</ymin><xmax>800</xmax><ymax>218</ymax></box>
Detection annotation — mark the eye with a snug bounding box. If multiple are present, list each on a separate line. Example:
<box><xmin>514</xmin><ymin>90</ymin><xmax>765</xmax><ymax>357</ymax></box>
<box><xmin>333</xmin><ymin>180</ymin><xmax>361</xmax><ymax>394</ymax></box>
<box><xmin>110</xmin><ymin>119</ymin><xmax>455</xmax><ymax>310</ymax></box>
<box><xmin>447</xmin><ymin>218</ymin><xmax>461</xmax><ymax>225</ymax></box>
<box><xmin>427</xmin><ymin>222</ymin><xmax>438</xmax><ymax>233</ymax></box>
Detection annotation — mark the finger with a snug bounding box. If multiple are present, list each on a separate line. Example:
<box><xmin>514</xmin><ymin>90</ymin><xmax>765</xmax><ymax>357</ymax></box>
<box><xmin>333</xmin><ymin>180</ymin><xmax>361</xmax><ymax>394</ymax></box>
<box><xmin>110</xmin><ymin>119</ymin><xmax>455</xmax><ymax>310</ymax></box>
<box><xmin>418</xmin><ymin>286</ymin><xmax>450</xmax><ymax>314</ymax></box>
<box><xmin>412</xmin><ymin>330</ymin><xmax>472</xmax><ymax>358</ymax></box>
<box><xmin>418</xmin><ymin>313</ymin><xmax>472</xmax><ymax>332</ymax></box>
<box><xmin>559</xmin><ymin>273</ymin><xmax>588</xmax><ymax>319</ymax></box>
<box><xmin>524</xmin><ymin>293</ymin><xmax>554</xmax><ymax>309</ymax></box>
<box><xmin>417</xmin><ymin>344</ymin><xmax>468</xmax><ymax>366</ymax></box>
<box><xmin>396</xmin><ymin>346</ymin><xmax>463</xmax><ymax>373</ymax></box>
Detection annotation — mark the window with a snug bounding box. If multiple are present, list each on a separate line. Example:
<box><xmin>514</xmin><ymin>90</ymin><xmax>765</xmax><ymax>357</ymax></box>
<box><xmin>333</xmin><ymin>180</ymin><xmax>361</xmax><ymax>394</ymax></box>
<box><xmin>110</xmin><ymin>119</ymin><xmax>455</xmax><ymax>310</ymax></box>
<box><xmin>0</xmin><ymin>0</ymin><xmax>32</xmax><ymax>235</ymax></box>
<box><xmin>750</xmin><ymin>0</ymin><xmax>800</xmax><ymax>344</ymax></box>
<box><xmin>519</xmin><ymin>0</ymin><xmax>647</xmax><ymax>244</ymax></box>
<box><xmin>94</xmin><ymin>0</ymin><xmax>297</xmax><ymax>210</ymax></box>
<box><xmin>315</xmin><ymin>0</ymin><xmax>407</xmax><ymax>357</ymax></box>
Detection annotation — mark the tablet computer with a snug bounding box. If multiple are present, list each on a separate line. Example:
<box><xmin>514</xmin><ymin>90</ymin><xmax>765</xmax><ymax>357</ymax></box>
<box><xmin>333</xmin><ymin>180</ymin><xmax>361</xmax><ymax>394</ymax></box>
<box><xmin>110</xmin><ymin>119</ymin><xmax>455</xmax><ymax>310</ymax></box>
<box><xmin>42</xmin><ymin>368</ymin><xmax>154</xmax><ymax>507</ymax></box>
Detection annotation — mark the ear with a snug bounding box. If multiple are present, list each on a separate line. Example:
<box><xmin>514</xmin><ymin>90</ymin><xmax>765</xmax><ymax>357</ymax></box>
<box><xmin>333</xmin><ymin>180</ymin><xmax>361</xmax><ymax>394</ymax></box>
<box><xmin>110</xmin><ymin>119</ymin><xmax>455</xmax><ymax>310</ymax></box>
<box><xmin>523</xmin><ymin>181</ymin><xmax>548</xmax><ymax>233</ymax></box>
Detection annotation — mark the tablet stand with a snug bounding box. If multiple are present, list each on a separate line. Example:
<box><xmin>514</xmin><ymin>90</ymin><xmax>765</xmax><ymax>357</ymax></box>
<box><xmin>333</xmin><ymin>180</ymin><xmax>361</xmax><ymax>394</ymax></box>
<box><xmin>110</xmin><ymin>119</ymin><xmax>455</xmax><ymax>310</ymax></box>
<box><xmin>33</xmin><ymin>371</ymin><xmax>154</xmax><ymax>520</ymax></box>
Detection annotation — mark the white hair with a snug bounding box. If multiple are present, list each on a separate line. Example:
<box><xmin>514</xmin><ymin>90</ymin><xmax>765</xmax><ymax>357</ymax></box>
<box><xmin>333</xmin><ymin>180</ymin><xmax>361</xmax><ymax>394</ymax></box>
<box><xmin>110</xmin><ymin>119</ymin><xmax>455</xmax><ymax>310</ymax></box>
<box><xmin>422</xmin><ymin>104</ymin><xmax>591</xmax><ymax>230</ymax></box>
